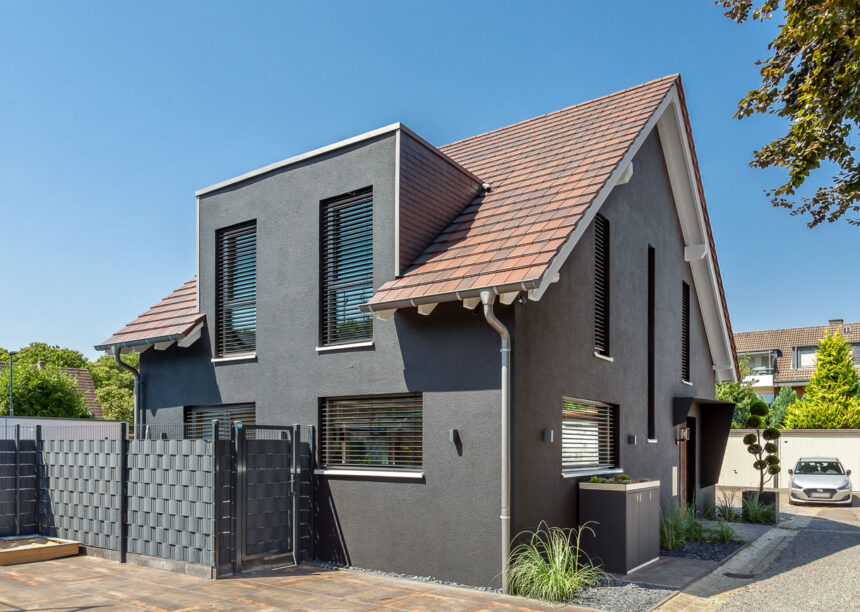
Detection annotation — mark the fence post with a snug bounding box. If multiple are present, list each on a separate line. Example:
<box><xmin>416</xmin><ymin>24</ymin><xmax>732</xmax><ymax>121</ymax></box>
<box><xmin>292</xmin><ymin>424</ymin><xmax>300</xmax><ymax>565</ymax></box>
<box><xmin>35</xmin><ymin>425</ymin><xmax>42</xmax><ymax>534</ymax></box>
<box><xmin>234</xmin><ymin>421</ymin><xmax>245</xmax><ymax>573</ymax></box>
<box><xmin>13</xmin><ymin>424</ymin><xmax>20</xmax><ymax>536</ymax></box>
<box><xmin>211</xmin><ymin>419</ymin><xmax>219</xmax><ymax>576</ymax></box>
<box><xmin>308</xmin><ymin>424</ymin><xmax>315</xmax><ymax>562</ymax></box>
<box><xmin>119</xmin><ymin>421</ymin><xmax>128</xmax><ymax>564</ymax></box>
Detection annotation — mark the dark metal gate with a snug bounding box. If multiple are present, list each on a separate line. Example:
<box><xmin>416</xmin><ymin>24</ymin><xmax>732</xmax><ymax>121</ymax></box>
<box><xmin>233</xmin><ymin>423</ymin><xmax>301</xmax><ymax>572</ymax></box>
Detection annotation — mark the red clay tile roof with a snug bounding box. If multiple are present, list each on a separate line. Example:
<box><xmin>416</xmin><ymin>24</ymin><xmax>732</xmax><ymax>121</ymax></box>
<box><xmin>95</xmin><ymin>277</ymin><xmax>203</xmax><ymax>351</ymax></box>
<box><xmin>63</xmin><ymin>367</ymin><xmax>103</xmax><ymax>418</ymax></box>
<box><xmin>366</xmin><ymin>76</ymin><xmax>678</xmax><ymax>305</ymax></box>
<box><xmin>736</xmin><ymin>322</ymin><xmax>860</xmax><ymax>385</ymax></box>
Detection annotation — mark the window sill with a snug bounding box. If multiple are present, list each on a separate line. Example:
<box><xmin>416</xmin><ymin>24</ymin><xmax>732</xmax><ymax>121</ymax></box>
<box><xmin>316</xmin><ymin>341</ymin><xmax>374</xmax><ymax>353</ymax></box>
<box><xmin>593</xmin><ymin>351</ymin><xmax>614</xmax><ymax>363</ymax></box>
<box><xmin>681</xmin><ymin>380</ymin><xmax>693</xmax><ymax>387</ymax></box>
<box><xmin>561</xmin><ymin>468</ymin><xmax>623</xmax><ymax>479</ymax></box>
<box><xmin>211</xmin><ymin>353</ymin><xmax>257</xmax><ymax>363</ymax></box>
<box><xmin>646</xmin><ymin>438</ymin><xmax>659</xmax><ymax>444</ymax></box>
<box><xmin>314</xmin><ymin>469</ymin><xmax>424</xmax><ymax>479</ymax></box>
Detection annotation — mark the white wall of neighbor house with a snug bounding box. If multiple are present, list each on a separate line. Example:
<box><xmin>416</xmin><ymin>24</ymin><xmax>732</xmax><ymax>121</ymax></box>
<box><xmin>719</xmin><ymin>430</ymin><xmax>860</xmax><ymax>491</ymax></box>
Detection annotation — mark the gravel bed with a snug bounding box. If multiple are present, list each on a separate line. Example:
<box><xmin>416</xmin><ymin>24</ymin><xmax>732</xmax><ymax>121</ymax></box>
<box><xmin>569</xmin><ymin>578</ymin><xmax>675</xmax><ymax>612</ymax></box>
<box><xmin>304</xmin><ymin>560</ymin><xmax>500</xmax><ymax>593</ymax></box>
<box><xmin>661</xmin><ymin>540</ymin><xmax>744</xmax><ymax>561</ymax></box>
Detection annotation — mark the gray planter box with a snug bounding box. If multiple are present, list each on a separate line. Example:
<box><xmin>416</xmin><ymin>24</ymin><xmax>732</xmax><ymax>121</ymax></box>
<box><xmin>578</xmin><ymin>480</ymin><xmax>660</xmax><ymax>574</ymax></box>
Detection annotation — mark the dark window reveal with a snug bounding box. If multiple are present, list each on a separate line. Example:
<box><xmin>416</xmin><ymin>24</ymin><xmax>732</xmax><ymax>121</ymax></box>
<box><xmin>320</xmin><ymin>189</ymin><xmax>374</xmax><ymax>346</ymax></box>
<box><xmin>320</xmin><ymin>394</ymin><xmax>422</xmax><ymax>471</ymax></box>
<box><xmin>682</xmin><ymin>281</ymin><xmax>691</xmax><ymax>382</ymax></box>
<box><xmin>216</xmin><ymin>221</ymin><xmax>257</xmax><ymax>357</ymax></box>
<box><xmin>647</xmin><ymin>246</ymin><xmax>656</xmax><ymax>439</ymax></box>
<box><xmin>594</xmin><ymin>214</ymin><xmax>610</xmax><ymax>356</ymax></box>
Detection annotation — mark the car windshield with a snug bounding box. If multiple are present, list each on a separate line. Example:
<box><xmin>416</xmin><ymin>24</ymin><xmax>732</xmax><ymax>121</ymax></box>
<box><xmin>795</xmin><ymin>461</ymin><xmax>844</xmax><ymax>475</ymax></box>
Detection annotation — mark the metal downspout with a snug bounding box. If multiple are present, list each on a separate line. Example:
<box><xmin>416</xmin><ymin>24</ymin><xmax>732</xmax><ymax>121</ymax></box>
<box><xmin>480</xmin><ymin>289</ymin><xmax>511</xmax><ymax>593</ymax></box>
<box><xmin>114</xmin><ymin>350</ymin><xmax>141</xmax><ymax>435</ymax></box>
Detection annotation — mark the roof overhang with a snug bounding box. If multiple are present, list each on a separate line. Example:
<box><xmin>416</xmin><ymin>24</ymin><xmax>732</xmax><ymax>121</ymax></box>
<box><xmin>362</xmin><ymin>83</ymin><xmax>738</xmax><ymax>383</ymax></box>
<box><xmin>94</xmin><ymin>320</ymin><xmax>204</xmax><ymax>355</ymax></box>
<box><xmin>674</xmin><ymin>397</ymin><xmax>735</xmax><ymax>488</ymax></box>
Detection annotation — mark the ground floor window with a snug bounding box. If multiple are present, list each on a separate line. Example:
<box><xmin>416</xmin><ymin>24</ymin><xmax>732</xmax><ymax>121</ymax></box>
<box><xmin>319</xmin><ymin>394</ymin><xmax>422</xmax><ymax>471</ymax></box>
<box><xmin>185</xmin><ymin>403</ymin><xmax>256</xmax><ymax>439</ymax></box>
<box><xmin>562</xmin><ymin>398</ymin><xmax>617</xmax><ymax>474</ymax></box>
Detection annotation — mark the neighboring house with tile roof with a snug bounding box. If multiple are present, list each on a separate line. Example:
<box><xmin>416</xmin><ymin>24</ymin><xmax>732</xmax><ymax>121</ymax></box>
<box><xmin>0</xmin><ymin>361</ymin><xmax>103</xmax><ymax>418</ymax></box>
<box><xmin>735</xmin><ymin>319</ymin><xmax>860</xmax><ymax>402</ymax></box>
<box><xmin>96</xmin><ymin>75</ymin><xmax>737</xmax><ymax>588</ymax></box>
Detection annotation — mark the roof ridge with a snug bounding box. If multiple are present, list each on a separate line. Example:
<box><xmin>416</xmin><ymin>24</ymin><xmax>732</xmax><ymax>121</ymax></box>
<box><xmin>440</xmin><ymin>74</ymin><xmax>679</xmax><ymax>151</ymax></box>
<box><xmin>736</xmin><ymin>322</ymin><xmax>859</xmax><ymax>335</ymax></box>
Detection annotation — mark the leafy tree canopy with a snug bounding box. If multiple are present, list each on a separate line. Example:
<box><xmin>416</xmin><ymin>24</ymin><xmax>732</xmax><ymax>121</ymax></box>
<box><xmin>784</xmin><ymin>331</ymin><xmax>860</xmax><ymax>428</ymax></box>
<box><xmin>5</xmin><ymin>342</ymin><xmax>89</xmax><ymax>369</ymax></box>
<box><xmin>768</xmin><ymin>385</ymin><xmax>798</xmax><ymax>427</ymax></box>
<box><xmin>719</xmin><ymin>0</ymin><xmax>860</xmax><ymax>226</ymax></box>
<box><xmin>0</xmin><ymin>363</ymin><xmax>90</xmax><ymax>418</ymax></box>
<box><xmin>88</xmin><ymin>353</ymin><xmax>138</xmax><ymax>425</ymax></box>
<box><xmin>716</xmin><ymin>355</ymin><xmax>761</xmax><ymax>427</ymax></box>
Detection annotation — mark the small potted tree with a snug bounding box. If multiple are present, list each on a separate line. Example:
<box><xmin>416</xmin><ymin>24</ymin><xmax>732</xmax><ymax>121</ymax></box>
<box><xmin>741</xmin><ymin>399</ymin><xmax>781</xmax><ymax>521</ymax></box>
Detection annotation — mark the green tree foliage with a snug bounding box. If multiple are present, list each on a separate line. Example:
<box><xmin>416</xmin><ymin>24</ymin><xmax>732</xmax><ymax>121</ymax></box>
<box><xmin>0</xmin><ymin>363</ymin><xmax>90</xmax><ymax>418</ymax></box>
<box><xmin>719</xmin><ymin>1</ymin><xmax>860</xmax><ymax>227</ymax></box>
<box><xmin>768</xmin><ymin>386</ymin><xmax>797</xmax><ymax>428</ymax></box>
<box><xmin>784</xmin><ymin>331</ymin><xmax>860</xmax><ymax>428</ymax></box>
<box><xmin>10</xmin><ymin>342</ymin><xmax>89</xmax><ymax>369</ymax></box>
<box><xmin>88</xmin><ymin>353</ymin><xmax>138</xmax><ymax>424</ymax></box>
<box><xmin>716</xmin><ymin>355</ymin><xmax>760</xmax><ymax>427</ymax></box>
<box><xmin>743</xmin><ymin>399</ymin><xmax>781</xmax><ymax>493</ymax></box>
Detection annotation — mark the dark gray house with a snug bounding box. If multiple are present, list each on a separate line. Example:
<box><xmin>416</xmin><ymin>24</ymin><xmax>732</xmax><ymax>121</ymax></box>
<box><xmin>96</xmin><ymin>74</ymin><xmax>738</xmax><ymax>588</ymax></box>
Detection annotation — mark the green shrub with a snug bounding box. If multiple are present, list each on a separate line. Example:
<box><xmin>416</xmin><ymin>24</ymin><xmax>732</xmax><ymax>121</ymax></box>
<box><xmin>707</xmin><ymin>521</ymin><xmax>739</xmax><ymax>543</ymax></box>
<box><xmin>714</xmin><ymin>490</ymin><xmax>742</xmax><ymax>522</ymax></box>
<box><xmin>742</xmin><ymin>493</ymin><xmax>777</xmax><ymax>524</ymax></box>
<box><xmin>660</xmin><ymin>509</ymin><xmax>687</xmax><ymax>550</ymax></box>
<box><xmin>683</xmin><ymin>504</ymin><xmax>703</xmax><ymax>541</ymax></box>
<box><xmin>507</xmin><ymin>522</ymin><xmax>606</xmax><ymax>602</ymax></box>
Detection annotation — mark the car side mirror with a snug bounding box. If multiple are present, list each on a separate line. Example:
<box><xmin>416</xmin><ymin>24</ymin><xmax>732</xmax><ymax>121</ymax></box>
<box><xmin>787</xmin><ymin>469</ymin><xmax>793</xmax><ymax>475</ymax></box>
<box><xmin>848</xmin><ymin>470</ymin><xmax>852</xmax><ymax>476</ymax></box>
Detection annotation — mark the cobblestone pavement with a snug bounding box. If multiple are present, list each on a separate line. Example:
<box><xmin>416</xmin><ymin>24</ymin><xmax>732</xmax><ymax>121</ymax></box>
<box><xmin>0</xmin><ymin>555</ymin><xmax>592</xmax><ymax>611</ymax></box>
<box><xmin>658</xmin><ymin>493</ymin><xmax>860</xmax><ymax>611</ymax></box>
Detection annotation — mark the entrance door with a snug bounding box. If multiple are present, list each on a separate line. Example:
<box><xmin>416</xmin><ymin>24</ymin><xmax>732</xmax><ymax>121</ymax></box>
<box><xmin>679</xmin><ymin>418</ymin><xmax>697</xmax><ymax>506</ymax></box>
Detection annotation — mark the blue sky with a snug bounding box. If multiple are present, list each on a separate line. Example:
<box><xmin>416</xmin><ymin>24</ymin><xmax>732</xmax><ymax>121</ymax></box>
<box><xmin>1</xmin><ymin>1</ymin><xmax>857</xmax><ymax>360</ymax></box>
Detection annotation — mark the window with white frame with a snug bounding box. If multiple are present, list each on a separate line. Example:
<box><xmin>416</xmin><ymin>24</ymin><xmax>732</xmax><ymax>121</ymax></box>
<box><xmin>795</xmin><ymin>346</ymin><xmax>817</xmax><ymax>369</ymax></box>
<box><xmin>319</xmin><ymin>394</ymin><xmax>422</xmax><ymax>471</ymax></box>
<box><xmin>562</xmin><ymin>398</ymin><xmax>617</xmax><ymax>474</ymax></box>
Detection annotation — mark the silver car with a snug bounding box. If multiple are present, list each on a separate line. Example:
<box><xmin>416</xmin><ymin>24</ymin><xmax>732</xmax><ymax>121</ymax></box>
<box><xmin>788</xmin><ymin>457</ymin><xmax>853</xmax><ymax>505</ymax></box>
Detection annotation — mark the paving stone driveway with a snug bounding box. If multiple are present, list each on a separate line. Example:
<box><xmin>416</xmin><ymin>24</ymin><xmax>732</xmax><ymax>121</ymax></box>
<box><xmin>0</xmin><ymin>555</ymin><xmax>590</xmax><ymax>611</ymax></box>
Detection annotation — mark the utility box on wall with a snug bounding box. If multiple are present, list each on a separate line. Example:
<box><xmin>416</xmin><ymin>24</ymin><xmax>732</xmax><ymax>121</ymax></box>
<box><xmin>578</xmin><ymin>480</ymin><xmax>660</xmax><ymax>574</ymax></box>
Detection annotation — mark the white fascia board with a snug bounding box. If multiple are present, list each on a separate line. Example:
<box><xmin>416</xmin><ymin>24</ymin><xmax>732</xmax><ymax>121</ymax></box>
<box><xmin>154</xmin><ymin>340</ymin><xmax>175</xmax><ymax>351</ymax></box>
<box><xmin>656</xmin><ymin>91</ymin><xmax>737</xmax><ymax>382</ymax></box>
<box><xmin>196</xmin><ymin>197</ymin><xmax>201</xmax><ymax>312</ymax></box>
<box><xmin>528</xmin><ymin>87</ymin><xmax>675</xmax><ymax>303</ymax></box>
<box><xmin>195</xmin><ymin>123</ymin><xmax>403</xmax><ymax>197</ymax></box>
<box><xmin>417</xmin><ymin>302</ymin><xmax>437</xmax><ymax>315</ymax></box>
<box><xmin>177</xmin><ymin>322</ymin><xmax>204</xmax><ymax>348</ymax></box>
<box><xmin>684</xmin><ymin>244</ymin><xmax>708</xmax><ymax>261</ymax></box>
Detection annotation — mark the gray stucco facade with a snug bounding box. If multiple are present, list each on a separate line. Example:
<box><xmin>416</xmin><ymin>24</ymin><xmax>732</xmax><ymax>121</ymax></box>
<box><xmin>138</xmin><ymin>125</ymin><xmax>725</xmax><ymax>587</ymax></box>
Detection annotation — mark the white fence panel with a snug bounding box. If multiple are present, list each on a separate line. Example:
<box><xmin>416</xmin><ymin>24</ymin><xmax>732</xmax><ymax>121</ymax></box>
<box><xmin>718</xmin><ymin>432</ymin><xmax>773</xmax><ymax>489</ymax></box>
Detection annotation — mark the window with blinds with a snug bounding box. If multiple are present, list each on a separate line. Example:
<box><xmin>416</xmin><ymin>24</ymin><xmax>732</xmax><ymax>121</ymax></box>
<box><xmin>681</xmin><ymin>281</ymin><xmax>691</xmax><ymax>382</ymax></box>
<box><xmin>562</xmin><ymin>398</ymin><xmax>617</xmax><ymax>473</ymax></box>
<box><xmin>185</xmin><ymin>403</ymin><xmax>256</xmax><ymax>439</ymax></box>
<box><xmin>593</xmin><ymin>214</ymin><xmax>610</xmax><ymax>356</ymax></box>
<box><xmin>216</xmin><ymin>221</ymin><xmax>257</xmax><ymax>357</ymax></box>
<box><xmin>319</xmin><ymin>394</ymin><xmax>422</xmax><ymax>471</ymax></box>
<box><xmin>320</xmin><ymin>189</ymin><xmax>374</xmax><ymax>346</ymax></box>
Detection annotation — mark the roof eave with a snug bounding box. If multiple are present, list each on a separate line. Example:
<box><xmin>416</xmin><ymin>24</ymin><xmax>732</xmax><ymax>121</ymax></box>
<box><xmin>361</xmin><ymin>279</ymin><xmax>539</xmax><ymax>313</ymax></box>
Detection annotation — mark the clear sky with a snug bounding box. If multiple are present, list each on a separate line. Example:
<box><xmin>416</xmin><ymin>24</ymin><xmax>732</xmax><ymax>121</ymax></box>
<box><xmin>1</xmin><ymin>1</ymin><xmax>857</xmax><ymax>360</ymax></box>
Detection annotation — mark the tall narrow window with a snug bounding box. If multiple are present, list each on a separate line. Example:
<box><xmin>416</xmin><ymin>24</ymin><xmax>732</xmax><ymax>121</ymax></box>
<box><xmin>681</xmin><ymin>281</ymin><xmax>691</xmax><ymax>382</ymax></box>
<box><xmin>319</xmin><ymin>394</ymin><xmax>423</xmax><ymax>471</ymax></box>
<box><xmin>216</xmin><ymin>221</ymin><xmax>257</xmax><ymax>357</ymax></box>
<box><xmin>647</xmin><ymin>246</ymin><xmax>656</xmax><ymax>439</ymax></box>
<box><xmin>562</xmin><ymin>398</ymin><xmax>617</xmax><ymax>473</ymax></box>
<box><xmin>321</xmin><ymin>188</ymin><xmax>373</xmax><ymax>346</ymax></box>
<box><xmin>593</xmin><ymin>214</ymin><xmax>610</xmax><ymax>356</ymax></box>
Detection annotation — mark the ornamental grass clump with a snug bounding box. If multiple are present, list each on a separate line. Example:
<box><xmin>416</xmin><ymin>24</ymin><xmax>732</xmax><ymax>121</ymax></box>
<box><xmin>708</xmin><ymin>521</ymin><xmax>739</xmax><ymax>543</ymax></box>
<box><xmin>507</xmin><ymin>522</ymin><xmax>606</xmax><ymax>602</ymax></box>
<box><xmin>742</xmin><ymin>492</ymin><xmax>777</xmax><ymax>525</ymax></box>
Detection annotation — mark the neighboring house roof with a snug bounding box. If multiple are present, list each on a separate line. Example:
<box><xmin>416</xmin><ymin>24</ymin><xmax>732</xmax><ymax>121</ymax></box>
<box><xmin>0</xmin><ymin>363</ymin><xmax>103</xmax><ymax>418</ymax></box>
<box><xmin>94</xmin><ymin>278</ymin><xmax>203</xmax><ymax>353</ymax></box>
<box><xmin>735</xmin><ymin>321</ymin><xmax>860</xmax><ymax>385</ymax></box>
